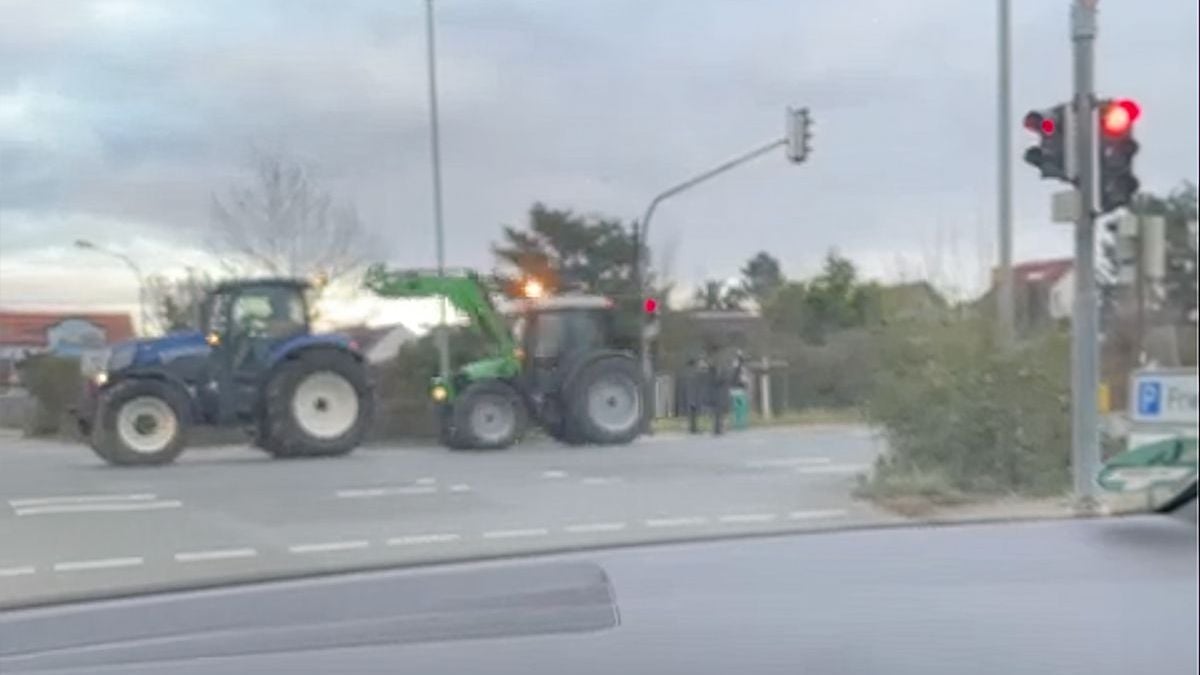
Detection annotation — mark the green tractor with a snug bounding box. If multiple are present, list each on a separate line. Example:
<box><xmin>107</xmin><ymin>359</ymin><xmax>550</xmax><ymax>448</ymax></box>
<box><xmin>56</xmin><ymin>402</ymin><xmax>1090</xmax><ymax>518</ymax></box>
<box><xmin>364</xmin><ymin>265</ymin><xmax>646</xmax><ymax>450</ymax></box>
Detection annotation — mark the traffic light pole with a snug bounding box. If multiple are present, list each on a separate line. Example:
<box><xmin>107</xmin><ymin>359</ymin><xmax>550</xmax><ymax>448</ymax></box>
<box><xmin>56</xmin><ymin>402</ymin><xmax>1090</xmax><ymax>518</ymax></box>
<box><xmin>1070</xmin><ymin>0</ymin><xmax>1101</xmax><ymax>510</ymax></box>
<box><xmin>633</xmin><ymin>137</ymin><xmax>788</xmax><ymax>421</ymax></box>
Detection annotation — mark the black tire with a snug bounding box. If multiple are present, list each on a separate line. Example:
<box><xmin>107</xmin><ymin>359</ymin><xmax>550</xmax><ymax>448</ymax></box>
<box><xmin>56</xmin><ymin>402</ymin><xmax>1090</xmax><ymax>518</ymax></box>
<box><xmin>566</xmin><ymin>356</ymin><xmax>644</xmax><ymax>445</ymax></box>
<box><xmin>261</xmin><ymin>349</ymin><xmax>373</xmax><ymax>458</ymax></box>
<box><xmin>91</xmin><ymin>379</ymin><xmax>190</xmax><ymax>466</ymax></box>
<box><xmin>450</xmin><ymin>380</ymin><xmax>526</xmax><ymax>450</ymax></box>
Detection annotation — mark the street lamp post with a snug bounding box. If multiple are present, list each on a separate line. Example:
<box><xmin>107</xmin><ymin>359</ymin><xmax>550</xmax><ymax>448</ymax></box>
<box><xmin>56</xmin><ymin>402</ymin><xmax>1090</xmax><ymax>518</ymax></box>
<box><xmin>75</xmin><ymin>240</ymin><xmax>147</xmax><ymax>336</ymax></box>
<box><xmin>424</xmin><ymin>0</ymin><xmax>451</xmax><ymax>381</ymax></box>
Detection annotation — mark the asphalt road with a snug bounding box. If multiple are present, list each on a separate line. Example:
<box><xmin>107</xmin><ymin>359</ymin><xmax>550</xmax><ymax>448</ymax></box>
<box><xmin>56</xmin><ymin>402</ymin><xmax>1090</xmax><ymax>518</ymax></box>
<box><xmin>1</xmin><ymin>424</ymin><xmax>898</xmax><ymax>607</ymax></box>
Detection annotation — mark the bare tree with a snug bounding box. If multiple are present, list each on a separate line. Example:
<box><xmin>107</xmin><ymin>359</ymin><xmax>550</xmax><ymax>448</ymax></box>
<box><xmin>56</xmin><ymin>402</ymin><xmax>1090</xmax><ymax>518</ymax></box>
<box><xmin>209</xmin><ymin>149</ymin><xmax>373</xmax><ymax>281</ymax></box>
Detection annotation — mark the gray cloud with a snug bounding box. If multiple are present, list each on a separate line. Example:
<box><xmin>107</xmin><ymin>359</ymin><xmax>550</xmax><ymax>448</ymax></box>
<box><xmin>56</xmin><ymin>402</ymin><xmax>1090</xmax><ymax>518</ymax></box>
<box><xmin>1</xmin><ymin>0</ymin><xmax>1196</xmax><ymax>305</ymax></box>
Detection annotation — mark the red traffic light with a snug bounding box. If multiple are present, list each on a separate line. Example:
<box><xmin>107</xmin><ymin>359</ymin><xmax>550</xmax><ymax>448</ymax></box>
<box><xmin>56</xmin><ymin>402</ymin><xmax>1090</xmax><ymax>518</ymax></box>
<box><xmin>1101</xmin><ymin>99</ymin><xmax>1140</xmax><ymax>137</ymax></box>
<box><xmin>643</xmin><ymin>297</ymin><xmax>659</xmax><ymax>314</ymax></box>
<box><xmin>1023</xmin><ymin>111</ymin><xmax>1056</xmax><ymax>136</ymax></box>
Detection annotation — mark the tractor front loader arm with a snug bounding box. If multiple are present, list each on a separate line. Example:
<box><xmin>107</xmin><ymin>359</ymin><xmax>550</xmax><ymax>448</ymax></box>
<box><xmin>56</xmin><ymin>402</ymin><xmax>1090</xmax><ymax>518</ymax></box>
<box><xmin>362</xmin><ymin>264</ymin><xmax>517</xmax><ymax>356</ymax></box>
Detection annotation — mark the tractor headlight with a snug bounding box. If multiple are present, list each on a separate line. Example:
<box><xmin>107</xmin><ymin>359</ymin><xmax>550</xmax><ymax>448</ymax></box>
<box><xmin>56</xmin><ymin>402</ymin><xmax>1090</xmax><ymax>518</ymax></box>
<box><xmin>93</xmin><ymin>371</ymin><xmax>109</xmax><ymax>387</ymax></box>
<box><xmin>431</xmin><ymin>385</ymin><xmax>449</xmax><ymax>402</ymax></box>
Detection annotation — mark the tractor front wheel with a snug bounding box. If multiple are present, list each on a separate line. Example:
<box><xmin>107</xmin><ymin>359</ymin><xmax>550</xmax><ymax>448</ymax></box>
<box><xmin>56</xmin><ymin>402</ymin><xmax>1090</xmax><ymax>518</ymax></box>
<box><xmin>91</xmin><ymin>379</ymin><xmax>190</xmax><ymax>466</ymax></box>
<box><xmin>262</xmin><ymin>350</ymin><xmax>372</xmax><ymax>458</ymax></box>
<box><xmin>450</xmin><ymin>381</ymin><xmax>526</xmax><ymax>450</ymax></box>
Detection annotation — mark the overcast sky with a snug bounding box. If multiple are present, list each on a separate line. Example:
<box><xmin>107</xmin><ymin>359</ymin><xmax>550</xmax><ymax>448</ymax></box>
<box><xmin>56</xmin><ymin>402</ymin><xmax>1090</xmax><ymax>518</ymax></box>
<box><xmin>1</xmin><ymin>0</ymin><xmax>1197</xmax><ymax>324</ymax></box>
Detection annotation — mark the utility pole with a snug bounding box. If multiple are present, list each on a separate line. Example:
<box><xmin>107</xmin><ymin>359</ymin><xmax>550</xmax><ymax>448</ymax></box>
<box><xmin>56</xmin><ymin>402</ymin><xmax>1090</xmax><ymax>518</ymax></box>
<box><xmin>996</xmin><ymin>0</ymin><xmax>1015</xmax><ymax>343</ymax></box>
<box><xmin>1070</xmin><ymin>0</ymin><xmax>1101</xmax><ymax>509</ymax></box>
<box><xmin>424</xmin><ymin>0</ymin><xmax>450</xmax><ymax>380</ymax></box>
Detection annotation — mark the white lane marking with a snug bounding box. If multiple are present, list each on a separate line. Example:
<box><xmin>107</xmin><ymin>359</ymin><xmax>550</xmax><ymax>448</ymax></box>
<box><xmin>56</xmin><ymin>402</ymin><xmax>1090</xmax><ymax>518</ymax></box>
<box><xmin>174</xmin><ymin>548</ymin><xmax>258</xmax><ymax>563</ymax></box>
<box><xmin>0</xmin><ymin>566</ymin><xmax>36</xmax><ymax>577</ymax></box>
<box><xmin>541</xmin><ymin>470</ymin><xmax>567</xmax><ymax>479</ymax></box>
<box><xmin>645</xmin><ymin>516</ymin><xmax>708</xmax><ymax>528</ymax></box>
<box><xmin>745</xmin><ymin>457</ymin><xmax>831</xmax><ymax>468</ymax></box>
<box><xmin>54</xmin><ymin>557</ymin><xmax>144</xmax><ymax>572</ymax></box>
<box><xmin>564</xmin><ymin>522</ymin><xmax>627</xmax><ymax>534</ymax></box>
<box><xmin>581</xmin><ymin>477</ymin><xmax>619</xmax><ymax>485</ymax></box>
<box><xmin>718</xmin><ymin>513</ymin><xmax>778</xmax><ymax>524</ymax></box>
<box><xmin>415</xmin><ymin>477</ymin><xmax>437</xmax><ymax>486</ymax></box>
<box><xmin>788</xmin><ymin>509</ymin><xmax>849</xmax><ymax>520</ymax></box>
<box><xmin>335</xmin><ymin>486</ymin><xmax>438</xmax><ymax>499</ymax></box>
<box><xmin>15</xmin><ymin>500</ymin><xmax>183</xmax><ymax>516</ymax></box>
<box><xmin>792</xmin><ymin>463</ymin><xmax>870</xmax><ymax>475</ymax></box>
<box><xmin>288</xmin><ymin>540</ymin><xmax>370</xmax><ymax>554</ymax></box>
<box><xmin>483</xmin><ymin>528</ymin><xmax>549</xmax><ymax>539</ymax></box>
<box><xmin>386</xmin><ymin>533</ymin><xmax>462</xmax><ymax>546</ymax></box>
<box><xmin>448</xmin><ymin>484</ymin><xmax>472</xmax><ymax>493</ymax></box>
<box><xmin>8</xmin><ymin>493</ymin><xmax>158</xmax><ymax>507</ymax></box>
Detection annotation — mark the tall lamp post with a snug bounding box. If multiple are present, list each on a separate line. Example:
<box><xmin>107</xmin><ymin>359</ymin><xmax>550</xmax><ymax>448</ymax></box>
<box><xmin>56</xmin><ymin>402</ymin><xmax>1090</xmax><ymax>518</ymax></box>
<box><xmin>425</xmin><ymin>0</ymin><xmax>450</xmax><ymax>381</ymax></box>
<box><xmin>75</xmin><ymin>240</ymin><xmax>147</xmax><ymax>336</ymax></box>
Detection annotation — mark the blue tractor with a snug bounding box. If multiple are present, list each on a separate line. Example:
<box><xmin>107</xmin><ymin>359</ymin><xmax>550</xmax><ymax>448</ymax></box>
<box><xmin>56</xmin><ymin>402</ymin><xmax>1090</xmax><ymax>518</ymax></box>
<box><xmin>76</xmin><ymin>279</ymin><xmax>373</xmax><ymax>466</ymax></box>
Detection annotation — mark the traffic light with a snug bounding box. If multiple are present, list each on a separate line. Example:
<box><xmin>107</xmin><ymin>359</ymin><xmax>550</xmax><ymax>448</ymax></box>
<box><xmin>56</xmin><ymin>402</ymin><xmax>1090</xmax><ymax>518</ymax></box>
<box><xmin>642</xmin><ymin>297</ymin><xmax>661</xmax><ymax>339</ymax></box>
<box><xmin>786</xmin><ymin>107</ymin><xmax>812</xmax><ymax>164</ymax></box>
<box><xmin>1022</xmin><ymin>104</ymin><xmax>1072</xmax><ymax>181</ymax></box>
<box><xmin>1098</xmin><ymin>98</ymin><xmax>1141</xmax><ymax>214</ymax></box>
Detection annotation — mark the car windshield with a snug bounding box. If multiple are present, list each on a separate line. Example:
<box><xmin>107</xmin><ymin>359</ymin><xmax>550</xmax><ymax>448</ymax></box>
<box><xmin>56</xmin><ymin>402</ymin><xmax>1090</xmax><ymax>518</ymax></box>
<box><xmin>1</xmin><ymin>1</ymin><xmax>1197</xmax><ymax>609</ymax></box>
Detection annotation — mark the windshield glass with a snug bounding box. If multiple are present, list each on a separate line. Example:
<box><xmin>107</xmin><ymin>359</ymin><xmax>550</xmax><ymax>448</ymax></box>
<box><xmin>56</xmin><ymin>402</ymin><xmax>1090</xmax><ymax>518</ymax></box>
<box><xmin>0</xmin><ymin>0</ymin><xmax>1196</xmax><ymax>609</ymax></box>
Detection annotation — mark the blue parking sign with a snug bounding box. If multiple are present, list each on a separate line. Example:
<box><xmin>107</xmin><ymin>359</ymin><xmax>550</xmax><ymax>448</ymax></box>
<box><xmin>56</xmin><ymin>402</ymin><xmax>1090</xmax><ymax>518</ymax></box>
<box><xmin>1137</xmin><ymin>381</ymin><xmax>1162</xmax><ymax>417</ymax></box>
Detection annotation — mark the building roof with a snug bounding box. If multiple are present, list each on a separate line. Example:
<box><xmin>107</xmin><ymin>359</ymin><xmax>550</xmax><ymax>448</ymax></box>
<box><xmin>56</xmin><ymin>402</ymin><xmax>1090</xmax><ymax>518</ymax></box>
<box><xmin>0</xmin><ymin>311</ymin><xmax>135</xmax><ymax>347</ymax></box>
<box><xmin>1004</xmin><ymin>259</ymin><xmax>1074</xmax><ymax>286</ymax></box>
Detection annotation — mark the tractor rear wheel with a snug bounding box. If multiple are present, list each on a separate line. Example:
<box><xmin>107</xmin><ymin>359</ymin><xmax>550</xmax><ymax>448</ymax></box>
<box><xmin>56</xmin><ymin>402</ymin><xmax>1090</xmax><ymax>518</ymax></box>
<box><xmin>91</xmin><ymin>379</ymin><xmax>190</xmax><ymax>466</ymax></box>
<box><xmin>567</xmin><ymin>356</ymin><xmax>643</xmax><ymax>445</ymax></box>
<box><xmin>450</xmin><ymin>381</ymin><xmax>526</xmax><ymax>450</ymax></box>
<box><xmin>262</xmin><ymin>350</ymin><xmax>372</xmax><ymax>458</ymax></box>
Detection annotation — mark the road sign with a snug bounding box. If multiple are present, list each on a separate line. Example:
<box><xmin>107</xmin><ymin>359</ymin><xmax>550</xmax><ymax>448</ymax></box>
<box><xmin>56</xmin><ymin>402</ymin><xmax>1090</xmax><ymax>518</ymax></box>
<box><xmin>1129</xmin><ymin>368</ymin><xmax>1198</xmax><ymax>425</ymax></box>
<box><xmin>1097</xmin><ymin>436</ymin><xmax>1197</xmax><ymax>493</ymax></box>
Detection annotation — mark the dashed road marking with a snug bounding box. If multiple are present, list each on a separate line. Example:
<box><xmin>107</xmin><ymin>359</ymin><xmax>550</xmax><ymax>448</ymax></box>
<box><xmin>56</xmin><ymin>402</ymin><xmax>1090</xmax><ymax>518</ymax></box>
<box><xmin>335</xmin><ymin>486</ymin><xmax>438</xmax><ymax>499</ymax></box>
<box><xmin>483</xmin><ymin>528</ymin><xmax>549</xmax><ymax>539</ymax></box>
<box><xmin>792</xmin><ymin>464</ymin><xmax>870</xmax><ymax>475</ymax></box>
<box><xmin>744</xmin><ymin>457</ymin><xmax>831</xmax><ymax>469</ymax></box>
<box><xmin>448</xmin><ymin>484</ymin><xmax>472</xmax><ymax>493</ymax></box>
<box><xmin>581</xmin><ymin>477</ymin><xmax>619</xmax><ymax>486</ymax></box>
<box><xmin>416</xmin><ymin>477</ymin><xmax>437</xmax><ymax>486</ymax></box>
<box><xmin>645</xmin><ymin>516</ymin><xmax>708</xmax><ymax>528</ymax></box>
<box><xmin>788</xmin><ymin>509</ymin><xmax>849</xmax><ymax>520</ymax></box>
<box><xmin>54</xmin><ymin>557</ymin><xmax>144</xmax><ymax>572</ymax></box>
<box><xmin>386</xmin><ymin>533</ymin><xmax>462</xmax><ymax>546</ymax></box>
<box><xmin>541</xmin><ymin>470</ymin><xmax>567</xmax><ymax>479</ymax></box>
<box><xmin>8</xmin><ymin>493</ymin><xmax>158</xmax><ymax>507</ymax></box>
<box><xmin>718</xmin><ymin>513</ymin><xmax>778</xmax><ymax>524</ymax></box>
<box><xmin>15</xmin><ymin>500</ymin><xmax>183</xmax><ymax>516</ymax></box>
<box><xmin>0</xmin><ymin>566</ymin><xmax>35</xmax><ymax>577</ymax></box>
<box><xmin>564</xmin><ymin>522</ymin><xmax>627</xmax><ymax>534</ymax></box>
<box><xmin>288</xmin><ymin>540</ymin><xmax>370</xmax><ymax>554</ymax></box>
<box><xmin>174</xmin><ymin>548</ymin><xmax>258</xmax><ymax>563</ymax></box>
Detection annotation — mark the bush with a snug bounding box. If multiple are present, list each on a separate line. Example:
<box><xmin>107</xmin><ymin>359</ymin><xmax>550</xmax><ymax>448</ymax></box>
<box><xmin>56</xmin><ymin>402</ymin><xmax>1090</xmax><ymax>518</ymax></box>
<box><xmin>770</xmin><ymin>328</ymin><xmax>877</xmax><ymax>409</ymax></box>
<box><xmin>862</xmin><ymin>316</ymin><xmax>1071</xmax><ymax>498</ymax></box>
<box><xmin>373</xmin><ymin>326</ymin><xmax>490</xmax><ymax>440</ymax></box>
<box><xmin>15</xmin><ymin>354</ymin><xmax>83</xmax><ymax>437</ymax></box>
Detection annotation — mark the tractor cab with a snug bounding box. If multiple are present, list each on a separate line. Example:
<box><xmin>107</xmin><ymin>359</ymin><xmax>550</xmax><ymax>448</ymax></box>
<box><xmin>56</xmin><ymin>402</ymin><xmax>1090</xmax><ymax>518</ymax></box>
<box><xmin>201</xmin><ymin>279</ymin><xmax>314</xmax><ymax>423</ymax></box>
<box><xmin>505</xmin><ymin>295</ymin><xmax>620</xmax><ymax>372</ymax></box>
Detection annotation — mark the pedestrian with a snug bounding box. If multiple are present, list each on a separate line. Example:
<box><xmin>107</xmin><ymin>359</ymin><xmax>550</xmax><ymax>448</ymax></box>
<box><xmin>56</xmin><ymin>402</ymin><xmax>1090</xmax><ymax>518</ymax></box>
<box><xmin>684</xmin><ymin>354</ymin><xmax>706</xmax><ymax>434</ymax></box>
<box><xmin>705</xmin><ymin>351</ymin><xmax>726</xmax><ymax>436</ymax></box>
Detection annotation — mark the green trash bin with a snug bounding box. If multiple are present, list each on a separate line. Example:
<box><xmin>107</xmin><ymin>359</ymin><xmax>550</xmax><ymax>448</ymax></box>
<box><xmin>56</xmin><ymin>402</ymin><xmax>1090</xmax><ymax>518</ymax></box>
<box><xmin>730</xmin><ymin>388</ymin><xmax>750</xmax><ymax>430</ymax></box>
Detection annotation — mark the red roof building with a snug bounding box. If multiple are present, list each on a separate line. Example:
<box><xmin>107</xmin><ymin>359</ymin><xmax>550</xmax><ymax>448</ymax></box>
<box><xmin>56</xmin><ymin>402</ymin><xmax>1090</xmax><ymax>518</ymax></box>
<box><xmin>0</xmin><ymin>311</ymin><xmax>135</xmax><ymax>355</ymax></box>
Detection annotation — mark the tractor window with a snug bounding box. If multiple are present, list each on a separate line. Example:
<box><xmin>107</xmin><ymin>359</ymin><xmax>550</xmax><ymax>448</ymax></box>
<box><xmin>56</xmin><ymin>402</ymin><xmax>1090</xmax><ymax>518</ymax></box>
<box><xmin>532</xmin><ymin>312</ymin><xmax>566</xmax><ymax>359</ymax></box>
<box><xmin>232</xmin><ymin>287</ymin><xmax>306</xmax><ymax>339</ymax></box>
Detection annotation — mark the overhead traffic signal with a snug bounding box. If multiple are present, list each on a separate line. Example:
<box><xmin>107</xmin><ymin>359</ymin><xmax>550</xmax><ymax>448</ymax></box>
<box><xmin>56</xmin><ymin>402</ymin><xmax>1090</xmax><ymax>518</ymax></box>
<box><xmin>1098</xmin><ymin>98</ymin><xmax>1141</xmax><ymax>214</ymax></box>
<box><xmin>786</xmin><ymin>107</ymin><xmax>812</xmax><ymax>164</ymax></box>
<box><xmin>1022</xmin><ymin>104</ymin><xmax>1073</xmax><ymax>182</ymax></box>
